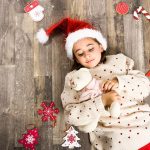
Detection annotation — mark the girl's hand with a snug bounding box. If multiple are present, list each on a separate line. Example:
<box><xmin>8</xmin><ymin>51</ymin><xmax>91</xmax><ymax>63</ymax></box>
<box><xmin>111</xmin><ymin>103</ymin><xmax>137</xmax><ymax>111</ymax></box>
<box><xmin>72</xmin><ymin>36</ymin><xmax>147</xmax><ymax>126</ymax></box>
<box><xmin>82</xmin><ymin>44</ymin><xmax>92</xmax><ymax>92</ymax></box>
<box><xmin>101</xmin><ymin>90</ymin><xmax>121</xmax><ymax>106</ymax></box>
<box><xmin>101</xmin><ymin>78</ymin><xmax>119</xmax><ymax>92</ymax></box>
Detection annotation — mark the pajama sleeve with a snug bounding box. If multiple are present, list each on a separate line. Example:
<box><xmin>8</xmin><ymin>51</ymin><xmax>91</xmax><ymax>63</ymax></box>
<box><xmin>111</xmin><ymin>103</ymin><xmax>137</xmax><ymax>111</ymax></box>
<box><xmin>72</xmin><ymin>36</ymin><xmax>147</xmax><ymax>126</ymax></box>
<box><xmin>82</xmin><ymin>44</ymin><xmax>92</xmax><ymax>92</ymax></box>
<box><xmin>116</xmin><ymin>55</ymin><xmax>150</xmax><ymax>101</ymax></box>
<box><xmin>61</xmin><ymin>72</ymin><xmax>106</xmax><ymax>127</ymax></box>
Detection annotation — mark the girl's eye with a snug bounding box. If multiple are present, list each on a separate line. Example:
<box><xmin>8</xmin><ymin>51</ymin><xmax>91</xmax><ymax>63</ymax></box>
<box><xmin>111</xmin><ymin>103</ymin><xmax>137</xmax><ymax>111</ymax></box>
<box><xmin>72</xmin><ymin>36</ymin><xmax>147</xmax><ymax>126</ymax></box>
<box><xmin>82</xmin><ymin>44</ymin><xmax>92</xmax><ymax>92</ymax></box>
<box><xmin>78</xmin><ymin>53</ymin><xmax>84</xmax><ymax>57</ymax></box>
<box><xmin>89</xmin><ymin>48</ymin><xmax>94</xmax><ymax>52</ymax></box>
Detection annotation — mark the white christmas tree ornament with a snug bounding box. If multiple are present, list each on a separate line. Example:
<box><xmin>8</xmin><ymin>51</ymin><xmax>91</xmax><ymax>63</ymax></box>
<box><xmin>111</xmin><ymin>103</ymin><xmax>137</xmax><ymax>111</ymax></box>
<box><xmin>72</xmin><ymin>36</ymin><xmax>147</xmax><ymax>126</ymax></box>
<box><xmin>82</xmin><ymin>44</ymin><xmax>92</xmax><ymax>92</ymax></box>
<box><xmin>62</xmin><ymin>126</ymin><xmax>81</xmax><ymax>149</ymax></box>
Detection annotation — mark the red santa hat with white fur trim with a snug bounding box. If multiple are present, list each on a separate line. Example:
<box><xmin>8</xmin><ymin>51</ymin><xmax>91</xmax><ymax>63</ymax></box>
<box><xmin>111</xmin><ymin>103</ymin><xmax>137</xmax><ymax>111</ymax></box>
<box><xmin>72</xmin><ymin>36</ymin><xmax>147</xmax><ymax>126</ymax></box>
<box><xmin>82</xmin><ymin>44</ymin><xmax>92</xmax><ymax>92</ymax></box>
<box><xmin>36</xmin><ymin>17</ymin><xmax>107</xmax><ymax>60</ymax></box>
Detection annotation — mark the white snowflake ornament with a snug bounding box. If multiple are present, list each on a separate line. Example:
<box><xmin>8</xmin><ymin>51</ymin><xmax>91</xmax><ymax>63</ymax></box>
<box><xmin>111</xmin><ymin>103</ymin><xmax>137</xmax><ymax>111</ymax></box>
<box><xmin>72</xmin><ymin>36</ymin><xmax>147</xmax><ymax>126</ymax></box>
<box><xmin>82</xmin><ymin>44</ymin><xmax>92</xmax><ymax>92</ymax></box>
<box><xmin>26</xmin><ymin>135</ymin><xmax>35</xmax><ymax>144</ymax></box>
<box><xmin>62</xmin><ymin>126</ymin><xmax>81</xmax><ymax>149</ymax></box>
<box><xmin>24</xmin><ymin>0</ymin><xmax>44</xmax><ymax>22</ymax></box>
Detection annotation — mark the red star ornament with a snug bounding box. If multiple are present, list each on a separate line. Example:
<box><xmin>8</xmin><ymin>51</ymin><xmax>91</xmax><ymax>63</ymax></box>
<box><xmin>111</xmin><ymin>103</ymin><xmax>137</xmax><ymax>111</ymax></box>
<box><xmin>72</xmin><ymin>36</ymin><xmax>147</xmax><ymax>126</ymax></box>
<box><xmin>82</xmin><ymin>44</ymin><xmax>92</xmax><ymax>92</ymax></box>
<box><xmin>38</xmin><ymin>101</ymin><xmax>59</xmax><ymax>123</ymax></box>
<box><xmin>18</xmin><ymin>128</ymin><xmax>39</xmax><ymax>150</ymax></box>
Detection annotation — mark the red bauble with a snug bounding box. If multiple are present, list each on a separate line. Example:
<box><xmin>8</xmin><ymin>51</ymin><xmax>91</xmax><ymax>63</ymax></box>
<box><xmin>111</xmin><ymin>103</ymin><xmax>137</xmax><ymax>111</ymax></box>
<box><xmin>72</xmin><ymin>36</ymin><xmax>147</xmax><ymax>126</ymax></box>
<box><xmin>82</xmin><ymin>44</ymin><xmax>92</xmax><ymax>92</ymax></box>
<box><xmin>115</xmin><ymin>2</ymin><xmax>129</xmax><ymax>15</ymax></box>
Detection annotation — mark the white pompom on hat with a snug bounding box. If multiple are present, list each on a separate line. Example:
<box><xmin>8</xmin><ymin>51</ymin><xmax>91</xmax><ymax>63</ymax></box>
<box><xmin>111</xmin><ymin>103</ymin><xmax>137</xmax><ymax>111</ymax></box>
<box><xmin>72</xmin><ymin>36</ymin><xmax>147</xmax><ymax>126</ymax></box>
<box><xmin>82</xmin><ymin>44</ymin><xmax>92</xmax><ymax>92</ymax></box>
<box><xmin>36</xmin><ymin>17</ymin><xmax>107</xmax><ymax>60</ymax></box>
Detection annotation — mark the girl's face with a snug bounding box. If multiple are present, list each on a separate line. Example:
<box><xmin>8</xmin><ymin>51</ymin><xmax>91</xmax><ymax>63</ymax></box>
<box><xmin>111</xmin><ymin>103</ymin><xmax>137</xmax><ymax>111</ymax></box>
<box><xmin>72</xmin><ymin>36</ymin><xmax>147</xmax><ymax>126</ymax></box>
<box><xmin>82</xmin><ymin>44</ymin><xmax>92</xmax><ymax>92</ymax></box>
<box><xmin>73</xmin><ymin>38</ymin><xmax>104</xmax><ymax>68</ymax></box>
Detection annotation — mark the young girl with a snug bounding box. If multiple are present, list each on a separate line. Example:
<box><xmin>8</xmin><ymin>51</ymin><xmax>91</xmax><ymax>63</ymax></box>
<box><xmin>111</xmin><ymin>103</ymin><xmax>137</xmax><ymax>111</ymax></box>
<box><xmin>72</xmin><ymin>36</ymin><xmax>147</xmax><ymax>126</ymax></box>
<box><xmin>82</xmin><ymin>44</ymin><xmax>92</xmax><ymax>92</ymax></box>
<box><xmin>37</xmin><ymin>18</ymin><xmax>150</xmax><ymax>150</ymax></box>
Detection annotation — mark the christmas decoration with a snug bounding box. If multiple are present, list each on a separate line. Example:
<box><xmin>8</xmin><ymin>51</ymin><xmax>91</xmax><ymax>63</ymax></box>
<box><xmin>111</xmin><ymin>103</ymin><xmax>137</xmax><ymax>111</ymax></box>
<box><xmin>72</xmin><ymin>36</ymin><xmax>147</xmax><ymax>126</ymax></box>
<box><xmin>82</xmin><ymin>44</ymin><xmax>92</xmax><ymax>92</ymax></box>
<box><xmin>115</xmin><ymin>2</ymin><xmax>129</xmax><ymax>15</ymax></box>
<box><xmin>24</xmin><ymin>0</ymin><xmax>44</xmax><ymax>22</ymax></box>
<box><xmin>36</xmin><ymin>17</ymin><xmax>107</xmax><ymax>60</ymax></box>
<box><xmin>139</xmin><ymin>142</ymin><xmax>150</xmax><ymax>150</ymax></box>
<box><xmin>133</xmin><ymin>6</ymin><xmax>150</xmax><ymax>22</ymax></box>
<box><xmin>38</xmin><ymin>101</ymin><xmax>59</xmax><ymax>125</ymax></box>
<box><xmin>145</xmin><ymin>70</ymin><xmax>150</xmax><ymax>77</ymax></box>
<box><xmin>62</xmin><ymin>126</ymin><xmax>81</xmax><ymax>149</ymax></box>
<box><xmin>18</xmin><ymin>128</ymin><xmax>39</xmax><ymax>150</ymax></box>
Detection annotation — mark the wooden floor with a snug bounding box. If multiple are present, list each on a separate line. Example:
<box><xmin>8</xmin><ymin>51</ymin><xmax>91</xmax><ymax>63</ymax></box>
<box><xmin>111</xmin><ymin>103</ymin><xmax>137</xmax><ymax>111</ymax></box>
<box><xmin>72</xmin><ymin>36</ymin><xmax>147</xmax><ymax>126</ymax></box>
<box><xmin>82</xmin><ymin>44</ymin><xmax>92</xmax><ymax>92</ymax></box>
<box><xmin>0</xmin><ymin>0</ymin><xmax>150</xmax><ymax>149</ymax></box>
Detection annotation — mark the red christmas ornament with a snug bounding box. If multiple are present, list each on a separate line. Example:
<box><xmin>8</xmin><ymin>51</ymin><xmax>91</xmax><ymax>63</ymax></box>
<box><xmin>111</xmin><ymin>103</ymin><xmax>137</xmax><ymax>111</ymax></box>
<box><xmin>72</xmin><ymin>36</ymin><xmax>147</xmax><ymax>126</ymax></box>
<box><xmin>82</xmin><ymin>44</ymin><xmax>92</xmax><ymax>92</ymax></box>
<box><xmin>62</xmin><ymin>126</ymin><xmax>81</xmax><ymax>149</ymax></box>
<box><xmin>38</xmin><ymin>101</ymin><xmax>59</xmax><ymax>123</ymax></box>
<box><xmin>139</xmin><ymin>142</ymin><xmax>150</xmax><ymax>150</ymax></box>
<box><xmin>145</xmin><ymin>70</ymin><xmax>150</xmax><ymax>77</ymax></box>
<box><xmin>133</xmin><ymin>6</ymin><xmax>150</xmax><ymax>22</ymax></box>
<box><xmin>24</xmin><ymin>0</ymin><xmax>44</xmax><ymax>22</ymax></box>
<box><xmin>24</xmin><ymin>0</ymin><xmax>39</xmax><ymax>13</ymax></box>
<box><xmin>67</xmin><ymin>134</ymin><xmax>76</xmax><ymax>144</ymax></box>
<box><xmin>18</xmin><ymin>128</ymin><xmax>39</xmax><ymax>150</ymax></box>
<box><xmin>115</xmin><ymin>2</ymin><xmax>129</xmax><ymax>15</ymax></box>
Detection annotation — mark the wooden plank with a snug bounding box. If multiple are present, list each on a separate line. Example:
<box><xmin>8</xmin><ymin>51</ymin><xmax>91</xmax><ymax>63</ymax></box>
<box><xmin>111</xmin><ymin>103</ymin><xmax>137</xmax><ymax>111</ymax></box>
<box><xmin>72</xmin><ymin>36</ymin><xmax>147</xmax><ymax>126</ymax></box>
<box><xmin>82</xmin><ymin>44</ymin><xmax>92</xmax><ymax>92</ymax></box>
<box><xmin>123</xmin><ymin>14</ymin><xmax>145</xmax><ymax>72</ymax></box>
<box><xmin>112</xmin><ymin>0</ymin><xmax>125</xmax><ymax>54</ymax></box>
<box><xmin>87</xmin><ymin>0</ymin><xmax>107</xmax><ymax>44</ymax></box>
<box><xmin>34</xmin><ymin>76</ymin><xmax>53</xmax><ymax>150</ymax></box>
<box><xmin>32</xmin><ymin>0</ymin><xmax>66</xmax><ymax>149</ymax></box>
<box><xmin>142</xmin><ymin>0</ymin><xmax>150</xmax><ymax>72</ymax></box>
<box><xmin>106</xmin><ymin>0</ymin><xmax>117</xmax><ymax>54</ymax></box>
<box><xmin>0</xmin><ymin>0</ymin><xmax>16</xmax><ymax>65</ymax></box>
<box><xmin>33</xmin><ymin>1</ymin><xmax>53</xmax><ymax>77</ymax></box>
<box><xmin>13</xmin><ymin>0</ymin><xmax>27</xmax><ymax>13</ymax></box>
<box><xmin>49</xmin><ymin>1</ymin><xmax>68</xmax><ymax>146</ymax></box>
<box><xmin>13</xmin><ymin>11</ymin><xmax>35</xmax><ymax>147</ymax></box>
<box><xmin>106</xmin><ymin>0</ymin><xmax>139</xmax><ymax>55</ymax></box>
<box><xmin>65</xmin><ymin>0</ymin><xmax>107</xmax><ymax>36</ymax></box>
<box><xmin>0</xmin><ymin>65</ymin><xmax>15</xmax><ymax>149</ymax></box>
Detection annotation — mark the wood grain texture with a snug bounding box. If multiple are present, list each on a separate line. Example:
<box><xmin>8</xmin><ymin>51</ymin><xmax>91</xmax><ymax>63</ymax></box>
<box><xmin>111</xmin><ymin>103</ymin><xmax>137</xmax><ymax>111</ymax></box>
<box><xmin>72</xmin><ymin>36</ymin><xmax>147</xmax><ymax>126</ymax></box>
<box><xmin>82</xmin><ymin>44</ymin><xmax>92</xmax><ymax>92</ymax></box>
<box><xmin>142</xmin><ymin>0</ymin><xmax>150</xmax><ymax>71</ymax></box>
<box><xmin>14</xmin><ymin>27</ymin><xmax>34</xmax><ymax>147</ymax></box>
<box><xmin>124</xmin><ymin>14</ymin><xmax>145</xmax><ymax>71</ymax></box>
<box><xmin>0</xmin><ymin>65</ymin><xmax>15</xmax><ymax>149</ymax></box>
<box><xmin>0</xmin><ymin>0</ymin><xmax>149</xmax><ymax>149</ymax></box>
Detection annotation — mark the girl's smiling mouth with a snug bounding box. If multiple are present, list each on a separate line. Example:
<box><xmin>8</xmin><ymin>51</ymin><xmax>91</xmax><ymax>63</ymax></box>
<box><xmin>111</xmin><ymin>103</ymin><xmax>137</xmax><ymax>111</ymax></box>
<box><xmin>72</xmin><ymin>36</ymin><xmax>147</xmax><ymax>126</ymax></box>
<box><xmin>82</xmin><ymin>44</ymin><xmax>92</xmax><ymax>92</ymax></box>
<box><xmin>86</xmin><ymin>59</ymin><xmax>95</xmax><ymax>63</ymax></box>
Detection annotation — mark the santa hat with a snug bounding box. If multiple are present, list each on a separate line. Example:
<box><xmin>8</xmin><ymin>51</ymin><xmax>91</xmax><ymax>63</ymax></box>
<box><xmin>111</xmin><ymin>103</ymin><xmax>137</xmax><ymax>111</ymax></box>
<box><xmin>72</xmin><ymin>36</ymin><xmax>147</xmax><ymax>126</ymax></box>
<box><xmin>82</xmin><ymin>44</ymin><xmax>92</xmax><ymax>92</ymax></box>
<box><xmin>36</xmin><ymin>17</ymin><xmax>107</xmax><ymax>60</ymax></box>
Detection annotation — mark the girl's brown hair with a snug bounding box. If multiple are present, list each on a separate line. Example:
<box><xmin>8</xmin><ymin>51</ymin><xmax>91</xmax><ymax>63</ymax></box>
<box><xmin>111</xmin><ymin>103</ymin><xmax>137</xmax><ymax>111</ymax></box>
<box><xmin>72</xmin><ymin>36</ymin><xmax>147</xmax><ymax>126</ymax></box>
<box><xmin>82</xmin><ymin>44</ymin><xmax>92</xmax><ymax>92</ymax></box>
<box><xmin>71</xmin><ymin>38</ymin><xmax>107</xmax><ymax>71</ymax></box>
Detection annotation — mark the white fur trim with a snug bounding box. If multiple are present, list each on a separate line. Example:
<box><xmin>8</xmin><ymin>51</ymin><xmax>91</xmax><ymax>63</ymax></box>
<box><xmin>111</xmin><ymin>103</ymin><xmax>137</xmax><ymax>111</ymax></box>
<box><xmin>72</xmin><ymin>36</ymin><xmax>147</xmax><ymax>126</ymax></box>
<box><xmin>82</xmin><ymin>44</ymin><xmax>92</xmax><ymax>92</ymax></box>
<box><xmin>36</xmin><ymin>28</ymin><xmax>49</xmax><ymax>44</ymax></box>
<box><xmin>65</xmin><ymin>28</ymin><xmax>107</xmax><ymax>60</ymax></box>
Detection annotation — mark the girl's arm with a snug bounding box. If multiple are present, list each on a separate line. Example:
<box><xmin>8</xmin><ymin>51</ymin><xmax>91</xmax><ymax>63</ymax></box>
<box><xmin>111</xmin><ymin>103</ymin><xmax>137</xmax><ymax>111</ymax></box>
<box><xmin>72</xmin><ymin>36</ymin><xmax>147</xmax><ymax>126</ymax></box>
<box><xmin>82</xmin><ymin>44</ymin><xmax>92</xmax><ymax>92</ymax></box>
<box><xmin>116</xmin><ymin>55</ymin><xmax>150</xmax><ymax>101</ymax></box>
<box><xmin>61</xmin><ymin>72</ymin><xmax>106</xmax><ymax>128</ymax></box>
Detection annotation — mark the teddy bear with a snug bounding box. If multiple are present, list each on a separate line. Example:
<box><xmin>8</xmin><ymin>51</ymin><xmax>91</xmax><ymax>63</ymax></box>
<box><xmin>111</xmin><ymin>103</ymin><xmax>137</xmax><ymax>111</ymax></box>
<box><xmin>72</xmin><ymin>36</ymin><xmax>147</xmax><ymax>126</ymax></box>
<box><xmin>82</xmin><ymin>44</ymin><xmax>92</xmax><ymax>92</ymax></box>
<box><xmin>68</xmin><ymin>68</ymin><xmax>121</xmax><ymax>132</ymax></box>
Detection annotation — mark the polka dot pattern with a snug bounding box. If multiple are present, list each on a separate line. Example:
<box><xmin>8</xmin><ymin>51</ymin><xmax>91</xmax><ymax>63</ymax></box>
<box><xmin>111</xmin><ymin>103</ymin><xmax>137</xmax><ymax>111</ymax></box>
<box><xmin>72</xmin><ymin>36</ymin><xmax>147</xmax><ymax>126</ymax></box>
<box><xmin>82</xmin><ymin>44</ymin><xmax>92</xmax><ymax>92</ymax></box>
<box><xmin>61</xmin><ymin>54</ymin><xmax>150</xmax><ymax>150</ymax></box>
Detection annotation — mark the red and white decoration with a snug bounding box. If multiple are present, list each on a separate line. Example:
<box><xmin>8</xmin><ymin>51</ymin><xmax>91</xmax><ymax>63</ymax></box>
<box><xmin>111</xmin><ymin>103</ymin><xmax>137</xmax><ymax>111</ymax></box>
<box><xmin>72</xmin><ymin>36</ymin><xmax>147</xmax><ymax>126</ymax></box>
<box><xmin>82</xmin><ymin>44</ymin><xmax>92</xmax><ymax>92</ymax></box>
<box><xmin>36</xmin><ymin>17</ymin><xmax>107</xmax><ymax>60</ymax></box>
<box><xmin>133</xmin><ymin>6</ymin><xmax>150</xmax><ymax>22</ymax></box>
<box><xmin>115</xmin><ymin>2</ymin><xmax>129</xmax><ymax>15</ymax></box>
<box><xmin>18</xmin><ymin>128</ymin><xmax>39</xmax><ymax>150</ymax></box>
<box><xmin>62</xmin><ymin>126</ymin><xmax>81</xmax><ymax>149</ymax></box>
<box><xmin>38</xmin><ymin>101</ymin><xmax>59</xmax><ymax>124</ymax></box>
<box><xmin>24</xmin><ymin>0</ymin><xmax>44</xmax><ymax>22</ymax></box>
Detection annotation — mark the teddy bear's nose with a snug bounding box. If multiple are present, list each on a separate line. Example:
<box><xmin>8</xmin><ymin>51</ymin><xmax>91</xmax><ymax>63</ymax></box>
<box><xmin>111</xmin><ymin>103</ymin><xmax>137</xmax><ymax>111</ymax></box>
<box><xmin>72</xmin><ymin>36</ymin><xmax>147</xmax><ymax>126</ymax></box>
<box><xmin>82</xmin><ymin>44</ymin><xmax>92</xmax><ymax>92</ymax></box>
<box><xmin>70</xmin><ymin>79</ymin><xmax>75</xmax><ymax>85</ymax></box>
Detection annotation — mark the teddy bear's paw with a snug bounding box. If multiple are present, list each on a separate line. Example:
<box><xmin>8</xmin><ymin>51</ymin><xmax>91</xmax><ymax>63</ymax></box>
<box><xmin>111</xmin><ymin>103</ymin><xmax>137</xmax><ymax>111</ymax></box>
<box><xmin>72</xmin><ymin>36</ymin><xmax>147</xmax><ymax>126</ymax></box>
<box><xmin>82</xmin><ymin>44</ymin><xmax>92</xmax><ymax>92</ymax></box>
<box><xmin>110</xmin><ymin>101</ymin><xmax>121</xmax><ymax>118</ymax></box>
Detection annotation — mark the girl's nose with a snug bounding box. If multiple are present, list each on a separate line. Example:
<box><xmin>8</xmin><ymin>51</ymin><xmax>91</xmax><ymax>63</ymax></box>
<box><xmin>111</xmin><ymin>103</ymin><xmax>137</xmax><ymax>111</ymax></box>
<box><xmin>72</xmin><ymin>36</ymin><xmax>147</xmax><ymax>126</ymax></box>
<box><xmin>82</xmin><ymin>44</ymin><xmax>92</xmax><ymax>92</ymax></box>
<box><xmin>85</xmin><ymin>53</ymin><xmax>91</xmax><ymax>59</ymax></box>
